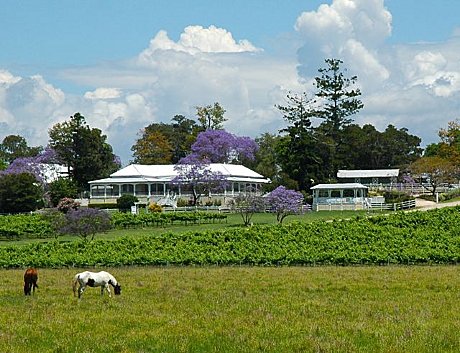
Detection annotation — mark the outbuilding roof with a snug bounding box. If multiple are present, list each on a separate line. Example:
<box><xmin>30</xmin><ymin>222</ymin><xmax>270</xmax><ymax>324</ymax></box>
<box><xmin>311</xmin><ymin>183</ymin><xmax>368</xmax><ymax>190</ymax></box>
<box><xmin>337</xmin><ymin>169</ymin><xmax>399</xmax><ymax>178</ymax></box>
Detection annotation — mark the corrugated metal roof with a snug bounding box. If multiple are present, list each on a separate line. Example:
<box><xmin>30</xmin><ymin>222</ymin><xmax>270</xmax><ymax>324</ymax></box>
<box><xmin>90</xmin><ymin>163</ymin><xmax>270</xmax><ymax>184</ymax></box>
<box><xmin>337</xmin><ymin>169</ymin><xmax>399</xmax><ymax>178</ymax></box>
<box><xmin>311</xmin><ymin>183</ymin><xmax>368</xmax><ymax>190</ymax></box>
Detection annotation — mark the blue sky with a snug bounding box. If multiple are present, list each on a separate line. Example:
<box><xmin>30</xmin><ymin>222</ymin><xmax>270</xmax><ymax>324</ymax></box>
<box><xmin>1</xmin><ymin>0</ymin><xmax>460</xmax><ymax>164</ymax></box>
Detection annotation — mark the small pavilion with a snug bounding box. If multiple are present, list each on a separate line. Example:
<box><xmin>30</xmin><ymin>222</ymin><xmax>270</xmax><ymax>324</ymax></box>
<box><xmin>311</xmin><ymin>183</ymin><xmax>369</xmax><ymax>211</ymax></box>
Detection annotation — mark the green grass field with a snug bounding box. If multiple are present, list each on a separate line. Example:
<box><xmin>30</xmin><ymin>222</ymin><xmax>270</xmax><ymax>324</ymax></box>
<box><xmin>2</xmin><ymin>266</ymin><xmax>460</xmax><ymax>353</ymax></box>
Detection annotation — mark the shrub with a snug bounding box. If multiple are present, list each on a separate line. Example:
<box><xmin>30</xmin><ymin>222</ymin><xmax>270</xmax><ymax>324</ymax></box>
<box><xmin>148</xmin><ymin>202</ymin><xmax>163</xmax><ymax>213</ymax></box>
<box><xmin>57</xmin><ymin>197</ymin><xmax>80</xmax><ymax>214</ymax></box>
<box><xmin>117</xmin><ymin>194</ymin><xmax>139</xmax><ymax>212</ymax></box>
<box><xmin>439</xmin><ymin>187</ymin><xmax>460</xmax><ymax>202</ymax></box>
<box><xmin>88</xmin><ymin>203</ymin><xmax>118</xmax><ymax>209</ymax></box>
<box><xmin>176</xmin><ymin>198</ymin><xmax>189</xmax><ymax>207</ymax></box>
<box><xmin>383</xmin><ymin>190</ymin><xmax>413</xmax><ymax>203</ymax></box>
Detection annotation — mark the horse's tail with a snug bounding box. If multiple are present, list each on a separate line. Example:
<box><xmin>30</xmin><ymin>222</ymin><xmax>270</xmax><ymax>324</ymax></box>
<box><xmin>72</xmin><ymin>274</ymin><xmax>79</xmax><ymax>297</ymax></box>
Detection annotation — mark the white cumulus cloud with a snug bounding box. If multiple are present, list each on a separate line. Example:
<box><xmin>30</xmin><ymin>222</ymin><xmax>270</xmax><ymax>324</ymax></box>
<box><xmin>139</xmin><ymin>25</ymin><xmax>260</xmax><ymax>65</ymax></box>
<box><xmin>84</xmin><ymin>87</ymin><xmax>122</xmax><ymax>100</ymax></box>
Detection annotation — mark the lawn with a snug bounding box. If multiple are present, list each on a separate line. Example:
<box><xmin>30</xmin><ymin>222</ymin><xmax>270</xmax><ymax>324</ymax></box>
<box><xmin>1</xmin><ymin>266</ymin><xmax>460</xmax><ymax>353</ymax></box>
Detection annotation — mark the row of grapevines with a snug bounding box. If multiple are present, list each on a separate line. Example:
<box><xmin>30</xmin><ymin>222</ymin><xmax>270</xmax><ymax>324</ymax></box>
<box><xmin>0</xmin><ymin>214</ymin><xmax>55</xmax><ymax>240</ymax></box>
<box><xmin>110</xmin><ymin>211</ymin><xmax>227</xmax><ymax>229</ymax></box>
<box><xmin>1</xmin><ymin>207</ymin><xmax>459</xmax><ymax>268</ymax></box>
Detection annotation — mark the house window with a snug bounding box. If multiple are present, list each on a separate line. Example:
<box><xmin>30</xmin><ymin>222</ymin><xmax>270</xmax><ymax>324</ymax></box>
<box><xmin>330</xmin><ymin>190</ymin><xmax>341</xmax><ymax>198</ymax></box>
<box><xmin>91</xmin><ymin>185</ymin><xmax>105</xmax><ymax>197</ymax></box>
<box><xmin>121</xmin><ymin>184</ymin><xmax>134</xmax><ymax>195</ymax></box>
<box><xmin>135</xmin><ymin>184</ymin><xmax>148</xmax><ymax>196</ymax></box>
<box><xmin>150</xmin><ymin>183</ymin><xmax>164</xmax><ymax>196</ymax></box>
<box><xmin>106</xmin><ymin>184</ymin><xmax>119</xmax><ymax>197</ymax></box>
<box><xmin>343</xmin><ymin>189</ymin><xmax>354</xmax><ymax>198</ymax></box>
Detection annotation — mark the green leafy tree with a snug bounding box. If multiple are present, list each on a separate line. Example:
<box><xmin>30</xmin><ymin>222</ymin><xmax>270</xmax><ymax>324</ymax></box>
<box><xmin>170</xmin><ymin>115</ymin><xmax>201</xmax><ymax>162</ymax></box>
<box><xmin>410</xmin><ymin>156</ymin><xmax>457</xmax><ymax>197</ymax></box>
<box><xmin>339</xmin><ymin>124</ymin><xmax>422</xmax><ymax>170</ymax></box>
<box><xmin>252</xmin><ymin>133</ymin><xmax>299</xmax><ymax>191</ymax></box>
<box><xmin>430</xmin><ymin>119</ymin><xmax>460</xmax><ymax>165</ymax></box>
<box><xmin>48</xmin><ymin>113</ymin><xmax>120</xmax><ymax>191</ymax></box>
<box><xmin>0</xmin><ymin>173</ymin><xmax>44</xmax><ymax>213</ymax></box>
<box><xmin>314</xmin><ymin>58</ymin><xmax>363</xmax><ymax>134</ymax></box>
<box><xmin>313</xmin><ymin>58</ymin><xmax>364</xmax><ymax>179</ymax></box>
<box><xmin>131</xmin><ymin>115</ymin><xmax>199</xmax><ymax>164</ymax></box>
<box><xmin>48</xmin><ymin>178</ymin><xmax>79</xmax><ymax>207</ymax></box>
<box><xmin>379</xmin><ymin>125</ymin><xmax>422</xmax><ymax>168</ymax></box>
<box><xmin>0</xmin><ymin>135</ymin><xmax>42</xmax><ymax>165</ymax></box>
<box><xmin>276</xmin><ymin>92</ymin><xmax>322</xmax><ymax>190</ymax></box>
<box><xmin>276</xmin><ymin>59</ymin><xmax>363</xmax><ymax>189</ymax></box>
<box><xmin>196</xmin><ymin>102</ymin><xmax>227</xmax><ymax>130</ymax></box>
<box><xmin>131</xmin><ymin>130</ymin><xmax>173</xmax><ymax>164</ymax></box>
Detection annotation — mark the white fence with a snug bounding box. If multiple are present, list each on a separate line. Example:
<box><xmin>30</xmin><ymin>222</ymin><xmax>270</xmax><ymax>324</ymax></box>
<box><xmin>369</xmin><ymin>199</ymin><xmax>416</xmax><ymax>211</ymax></box>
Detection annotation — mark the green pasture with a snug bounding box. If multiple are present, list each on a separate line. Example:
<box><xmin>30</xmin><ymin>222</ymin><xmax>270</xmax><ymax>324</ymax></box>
<box><xmin>2</xmin><ymin>266</ymin><xmax>460</xmax><ymax>353</ymax></box>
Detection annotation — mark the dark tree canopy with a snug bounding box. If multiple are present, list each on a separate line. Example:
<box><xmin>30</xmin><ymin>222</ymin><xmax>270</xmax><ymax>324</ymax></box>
<box><xmin>131</xmin><ymin>115</ymin><xmax>199</xmax><ymax>164</ymax></box>
<box><xmin>0</xmin><ymin>173</ymin><xmax>44</xmax><ymax>213</ymax></box>
<box><xmin>274</xmin><ymin>58</ymin><xmax>423</xmax><ymax>190</ymax></box>
<box><xmin>0</xmin><ymin>135</ymin><xmax>42</xmax><ymax>165</ymax></box>
<box><xmin>314</xmin><ymin>58</ymin><xmax>364</xmax><ymax>134</ymax></box>
<box><xmin>48</xmin><ymin>178</ymin><xmax>79</xmax><ymax>207</ymax></box>
<box><xmin>48</xmin><ymin>113</ymin><xmax>119</xmax><ymax>191</ymax></box>
<box><xmin>196</xmin><ymin>102</ymin><xmax>227</xmax><ymax>130</ymax></box>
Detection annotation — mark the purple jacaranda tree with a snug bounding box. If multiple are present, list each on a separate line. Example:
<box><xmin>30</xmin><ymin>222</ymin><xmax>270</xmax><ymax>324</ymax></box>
<box><xmin>266</xmin><ymin>186</ymin><xmax>305</xmax><ymax>224</ymax></box>
<box><xmin>231</xmin><ymin>190</ymin><xmax>267</xmax><ymax>226</ymax></box>
<box><xmin>172</xmin><ymin>155</ymin><xmax>227</xmax><ymax>206</ymax></box>
<box><xmin>190</xmin><ymin>130</ymin><xmax>258</xmax><ymax>164</ymax></box>
<box><xmin>60</xmin><ymin>208</ymin><xmax>111</xmax><ymax>241</ymax></box>
<box><xmin>0</xmin><ymin>146</ymin><xmax>61</xmax><ymax>185</ymax></box>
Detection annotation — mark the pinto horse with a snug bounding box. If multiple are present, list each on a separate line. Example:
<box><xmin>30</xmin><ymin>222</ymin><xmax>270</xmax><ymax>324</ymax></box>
<box><xmin>24</xmin><ymin>268</ymin><xmax>38</xmax><ymax>295</ymax></box>
<box><xmin>72</xmin><ymin>271</ymin><xmax>121</xmax><ymax>298</ymax></box>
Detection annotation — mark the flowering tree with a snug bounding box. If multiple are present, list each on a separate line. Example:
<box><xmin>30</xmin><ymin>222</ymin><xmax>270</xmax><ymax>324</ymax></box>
<box><xmin>60</xmin><ymin>208</ymin><xmax>111</xmax><ymax>241</ymax></box>
<box><xmin>231</xmin><ymin>192</ymin><xmax>267</xmax><ymax>226</ymax></box>
<box><xmin>57</xmin><ymin>197</ymin><xmax>80</xmax><ymax>214</ymax></box>
<box><xmin>173</xmin><ymin>155</ymin><xmax>227</xmax><ymax>206</ymax></box>
<box><xmin>266</xmin><ymin>186</ymin><xmax>305</xmax><ymax>224</ymax></box>
<box><xmin>1</xmin><ymin>146</ymin><xmax>60</xmax><ymax>185</ymax></box>
<box><xmin>190</xmin><ymin>130</ymin><xmax>258</xmax><ymax>164</ymax></box>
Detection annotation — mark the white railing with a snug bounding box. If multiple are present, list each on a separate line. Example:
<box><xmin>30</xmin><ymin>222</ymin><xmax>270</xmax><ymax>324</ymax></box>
<box><xmin>369</xmin><ymin>199</ymin><xmax>416</xmax><ymax>211</ymax></box>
